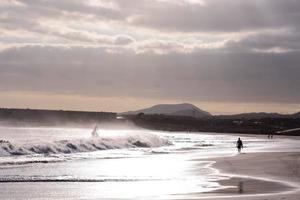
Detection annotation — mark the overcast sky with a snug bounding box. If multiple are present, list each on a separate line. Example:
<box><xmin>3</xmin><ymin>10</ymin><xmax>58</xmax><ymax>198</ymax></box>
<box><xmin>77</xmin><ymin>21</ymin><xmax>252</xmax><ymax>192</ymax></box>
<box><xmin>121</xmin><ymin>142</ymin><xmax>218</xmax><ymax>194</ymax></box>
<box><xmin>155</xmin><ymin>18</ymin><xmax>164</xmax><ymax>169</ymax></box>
<box><xmin>1</xmin><ymin>0</ymin><xmax>300</xmax><ymax>114</ymax></box>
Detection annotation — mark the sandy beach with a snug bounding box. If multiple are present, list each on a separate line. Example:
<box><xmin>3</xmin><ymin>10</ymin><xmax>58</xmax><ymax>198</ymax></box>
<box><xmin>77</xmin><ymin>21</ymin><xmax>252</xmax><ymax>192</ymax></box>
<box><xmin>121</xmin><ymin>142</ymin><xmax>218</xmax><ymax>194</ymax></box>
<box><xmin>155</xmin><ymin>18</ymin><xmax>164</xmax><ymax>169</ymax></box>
<box><xmin>1</xmin><ymin>127</ymin><xmax>300</xmax><ymax>199</ymax></box>
<box><xmin>200</xmin><ymin>151</ymin><xmax>300</xmax><ymax>200</ymax></box>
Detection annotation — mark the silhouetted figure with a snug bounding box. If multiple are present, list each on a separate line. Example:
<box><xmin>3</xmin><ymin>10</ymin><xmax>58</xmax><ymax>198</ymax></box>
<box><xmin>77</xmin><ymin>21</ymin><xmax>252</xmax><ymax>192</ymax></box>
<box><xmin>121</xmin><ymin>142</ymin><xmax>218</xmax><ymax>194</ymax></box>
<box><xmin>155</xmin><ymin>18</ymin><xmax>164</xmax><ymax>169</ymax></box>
<box><xmin>268</xmin><ymin>134</ymin><xmax>270</xmax><ymax>139</ymax></box>
<box><xmin>236</xmin><ymin>138</ymin><xmax>243</xmax><ymax>153</ymax></box>
<box><xmin>91</xmin><ymin>125</ymin><xmax>99</xmax><ymax>137</ymax></box>
<box><xmin>271</xmin><ymin>134</ymin><xmax>273</xmax><ymax>139</ymax></box>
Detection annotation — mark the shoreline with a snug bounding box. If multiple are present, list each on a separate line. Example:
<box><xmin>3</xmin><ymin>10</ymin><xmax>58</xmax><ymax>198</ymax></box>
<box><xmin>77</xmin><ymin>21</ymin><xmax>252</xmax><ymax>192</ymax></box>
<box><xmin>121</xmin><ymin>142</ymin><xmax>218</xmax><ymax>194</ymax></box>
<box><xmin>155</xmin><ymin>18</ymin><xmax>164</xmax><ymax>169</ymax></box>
<box><xmin>196</xmin><ymin>152</ymin><xmax>300</xmax><ymax>199</ymax></box>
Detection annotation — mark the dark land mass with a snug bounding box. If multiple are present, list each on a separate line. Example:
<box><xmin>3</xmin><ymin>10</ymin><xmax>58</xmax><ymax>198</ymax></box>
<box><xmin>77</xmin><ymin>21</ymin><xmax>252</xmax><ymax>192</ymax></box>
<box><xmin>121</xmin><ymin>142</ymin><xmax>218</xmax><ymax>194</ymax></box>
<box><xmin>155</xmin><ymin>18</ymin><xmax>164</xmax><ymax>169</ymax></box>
<box><xmin>122</xmin><ymin>103</ymin><xmax>212</xmax><ymax>119</ymax></box>
<box><xmin>122</xmin><ymin>103</ymin><xmax>300</xmax><ymax>120</ymax></box>
<box><xmin>0</xmin><ymin>108</ymin><xmax>117</xmax><ymax>127</ymax></box>
<box><xmin>216</xmin><ymin>112</ymin><xmax>300</xmax><ymax>120</ymax></box>
<box><xmin>123</xmin><ymin>114</ymin><xmax>300</xmax><ymax>135</ymax></box>
<box><xmin>121</xmin><ymin>103</ymin><xmax>300</xmax><ymax>135</ymax></box>
<box><xmin>1</xmin><ymin>108</ymin><xmax>300</xmax><ymax>135</ymax></box>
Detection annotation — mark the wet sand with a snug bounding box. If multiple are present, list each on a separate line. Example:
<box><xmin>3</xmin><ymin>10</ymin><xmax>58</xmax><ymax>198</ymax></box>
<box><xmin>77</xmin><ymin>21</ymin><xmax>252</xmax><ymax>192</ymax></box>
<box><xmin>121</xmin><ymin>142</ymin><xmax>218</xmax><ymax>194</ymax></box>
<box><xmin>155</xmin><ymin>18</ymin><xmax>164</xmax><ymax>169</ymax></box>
<box><xmin>198</xmin><ymin>152</ymin><xmax>300</xmax><ymax>200</ymax></box>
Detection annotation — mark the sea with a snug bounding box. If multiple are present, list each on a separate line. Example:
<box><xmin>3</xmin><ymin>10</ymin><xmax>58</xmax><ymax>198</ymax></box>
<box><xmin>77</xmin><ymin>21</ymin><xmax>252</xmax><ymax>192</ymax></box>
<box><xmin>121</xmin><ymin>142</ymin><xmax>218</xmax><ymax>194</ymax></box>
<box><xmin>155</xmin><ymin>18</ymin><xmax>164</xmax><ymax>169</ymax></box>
<box><xmin>0</xmin><ymin>125</ymin><xmax>299</xmax><ymax>200</ymax></box>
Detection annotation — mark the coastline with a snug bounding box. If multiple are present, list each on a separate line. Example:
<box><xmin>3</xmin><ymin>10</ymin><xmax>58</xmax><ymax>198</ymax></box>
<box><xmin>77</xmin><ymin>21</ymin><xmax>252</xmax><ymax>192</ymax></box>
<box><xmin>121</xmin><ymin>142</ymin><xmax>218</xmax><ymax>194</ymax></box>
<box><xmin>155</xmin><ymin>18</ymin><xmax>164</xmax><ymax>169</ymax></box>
<box><xmin>198</xmin><ymin>152</ymin><xmax>300</xmax><ymax>200</ymax></box>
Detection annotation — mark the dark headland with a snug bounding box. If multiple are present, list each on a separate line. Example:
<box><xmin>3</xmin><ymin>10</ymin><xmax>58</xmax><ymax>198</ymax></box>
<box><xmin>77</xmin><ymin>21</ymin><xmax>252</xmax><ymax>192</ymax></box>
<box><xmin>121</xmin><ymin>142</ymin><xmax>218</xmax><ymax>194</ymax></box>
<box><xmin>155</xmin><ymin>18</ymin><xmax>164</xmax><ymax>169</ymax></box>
<box><xmin>122</xmin><ymin>103</ymin><xmax>300</xmax><ymax>135</ymax></box>
<box><xmin>1</xmin><ymin>104</ymin><xmax>300</xmax><ymax>135</ymax></box>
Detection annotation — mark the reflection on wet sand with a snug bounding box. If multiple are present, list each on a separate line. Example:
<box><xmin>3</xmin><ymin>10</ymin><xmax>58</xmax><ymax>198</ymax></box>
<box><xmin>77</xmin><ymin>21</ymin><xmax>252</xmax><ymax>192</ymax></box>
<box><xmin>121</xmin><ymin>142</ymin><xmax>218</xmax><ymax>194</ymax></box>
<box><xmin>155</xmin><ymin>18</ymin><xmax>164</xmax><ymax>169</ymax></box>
<box><xmin>238</xmin><ymin>180</ymin><xmax>244</xmax><ymax>193</ymax></box>
<box><xmin>204</xmin><ymin>177</ymin><xmax>293</xmax><ymax>195</ymax></box>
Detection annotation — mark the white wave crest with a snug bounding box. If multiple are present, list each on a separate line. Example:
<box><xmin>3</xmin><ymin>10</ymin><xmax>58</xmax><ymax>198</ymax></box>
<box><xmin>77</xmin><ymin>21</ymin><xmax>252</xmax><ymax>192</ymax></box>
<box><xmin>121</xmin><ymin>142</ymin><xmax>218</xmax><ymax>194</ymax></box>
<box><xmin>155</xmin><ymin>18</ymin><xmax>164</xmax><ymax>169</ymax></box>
<box><xmin>0</xmin><ymin>133</ymin><xmax>171</xmax><ymax>156</ymax></box>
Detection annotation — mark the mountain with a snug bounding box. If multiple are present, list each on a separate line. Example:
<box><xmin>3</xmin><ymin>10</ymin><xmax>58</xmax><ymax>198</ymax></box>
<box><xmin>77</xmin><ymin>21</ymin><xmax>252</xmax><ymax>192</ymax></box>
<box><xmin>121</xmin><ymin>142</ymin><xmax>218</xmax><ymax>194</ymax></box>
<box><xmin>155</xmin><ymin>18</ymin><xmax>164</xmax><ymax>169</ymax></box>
<box><xmin>121</xmin><ymin>103</ymin><xmax>212</xmax><ymax>119</ymax></box>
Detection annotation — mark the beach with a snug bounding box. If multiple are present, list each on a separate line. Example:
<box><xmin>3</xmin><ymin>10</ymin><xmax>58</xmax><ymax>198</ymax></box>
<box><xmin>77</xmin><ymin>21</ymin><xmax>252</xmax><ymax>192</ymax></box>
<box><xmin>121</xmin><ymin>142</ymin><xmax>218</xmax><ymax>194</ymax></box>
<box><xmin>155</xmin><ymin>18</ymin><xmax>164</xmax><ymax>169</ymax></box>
<box><xmin>0</xmin><ymin>126</ymin><xmax>300</xmax><ymax>199</ymax></box>
<box><xmin>199</xmin><ymin>151</ymin><xmax>300</xmax><ymax>200</ymax></box>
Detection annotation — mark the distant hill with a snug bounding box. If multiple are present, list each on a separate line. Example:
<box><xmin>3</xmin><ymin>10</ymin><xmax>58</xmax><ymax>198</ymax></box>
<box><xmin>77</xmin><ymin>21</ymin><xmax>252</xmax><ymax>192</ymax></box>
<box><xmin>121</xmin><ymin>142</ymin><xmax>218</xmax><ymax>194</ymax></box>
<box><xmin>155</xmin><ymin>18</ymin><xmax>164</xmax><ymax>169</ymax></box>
<box><xmin>217</xmin><ymin>111</ymin><xmax>300</xmax><ymax>120</ymax></box>
<box><xmin>216</xmin><ymin>112</ymin><xmax>285</xmax><ymax>119</ymax></box>
<box><xmin>291</xmin><ymin>112</ymin><xmax>300</xmax><ymax>118</ymax></box>
<box><xmin>121</xmin><ymin>103</ymin><xmax>212</xmax><ymax>119</ymax></box>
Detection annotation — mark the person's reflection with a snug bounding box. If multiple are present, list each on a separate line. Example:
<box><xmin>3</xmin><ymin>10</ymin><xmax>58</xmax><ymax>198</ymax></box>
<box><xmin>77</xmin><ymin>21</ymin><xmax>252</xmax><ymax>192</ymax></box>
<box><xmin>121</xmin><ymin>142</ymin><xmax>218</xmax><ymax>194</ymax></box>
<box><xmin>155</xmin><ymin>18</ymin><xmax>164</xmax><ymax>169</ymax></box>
<box><xmin>238</xmin><ymin>180</ymin><xmax>244</xmax><ymax>193</ymax></box>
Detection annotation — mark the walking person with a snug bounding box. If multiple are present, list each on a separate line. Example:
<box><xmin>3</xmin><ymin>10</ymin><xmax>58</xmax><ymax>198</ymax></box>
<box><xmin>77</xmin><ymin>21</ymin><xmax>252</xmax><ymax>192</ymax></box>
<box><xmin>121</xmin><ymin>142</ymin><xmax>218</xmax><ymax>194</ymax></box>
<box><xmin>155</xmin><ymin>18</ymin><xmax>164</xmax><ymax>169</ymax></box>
<box><xmin>236</xmin><ymin>138</ymin><xmax>243</xmax><ymax>153</ymax></box>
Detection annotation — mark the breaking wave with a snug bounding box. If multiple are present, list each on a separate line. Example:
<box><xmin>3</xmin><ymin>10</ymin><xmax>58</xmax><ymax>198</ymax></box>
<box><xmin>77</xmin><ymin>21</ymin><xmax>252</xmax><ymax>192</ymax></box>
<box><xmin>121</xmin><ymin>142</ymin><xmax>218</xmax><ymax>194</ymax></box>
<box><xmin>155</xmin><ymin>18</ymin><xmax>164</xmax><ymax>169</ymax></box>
<box><xmin>0</xmin><ymin>175</ymin><xmax>161</xmax><ymax>183</ymax></box>
<box><xmin>0</xmin><ymin>133</ymin><xmax>171</xmax><ymax>156</ymax></box>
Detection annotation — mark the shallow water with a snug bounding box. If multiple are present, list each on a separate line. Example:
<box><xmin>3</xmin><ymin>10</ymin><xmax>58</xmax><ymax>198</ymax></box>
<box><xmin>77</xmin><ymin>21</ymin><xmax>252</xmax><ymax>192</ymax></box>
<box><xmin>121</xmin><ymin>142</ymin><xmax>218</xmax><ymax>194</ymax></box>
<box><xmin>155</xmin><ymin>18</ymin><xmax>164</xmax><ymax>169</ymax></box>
<box><xmin>0</xmin><ymin>126</ymin><xmax>299</xmax><ymax>199</ymax></box>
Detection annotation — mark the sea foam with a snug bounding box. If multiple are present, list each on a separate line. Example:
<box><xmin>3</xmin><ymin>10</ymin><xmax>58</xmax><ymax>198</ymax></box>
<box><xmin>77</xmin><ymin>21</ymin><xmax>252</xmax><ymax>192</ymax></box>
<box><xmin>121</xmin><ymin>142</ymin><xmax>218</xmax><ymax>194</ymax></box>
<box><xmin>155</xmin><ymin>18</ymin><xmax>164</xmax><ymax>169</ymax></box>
<box><xmin>0</xmin><ymin>133</ymin><xmax>171</xmax><ymax>156</ymax></box>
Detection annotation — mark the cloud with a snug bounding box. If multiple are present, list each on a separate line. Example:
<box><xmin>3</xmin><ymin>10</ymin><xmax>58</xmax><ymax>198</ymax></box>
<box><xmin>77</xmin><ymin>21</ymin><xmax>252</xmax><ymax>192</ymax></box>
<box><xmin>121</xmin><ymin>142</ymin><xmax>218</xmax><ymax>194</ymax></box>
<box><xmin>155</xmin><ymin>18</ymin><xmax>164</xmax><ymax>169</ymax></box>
<box><xmin>114</xmin><ymin>35</ymin><xmax>135</xmax><ymax>45</ymax></box>
<box><xmin>21</xmin><ymin>0</ymin><xmax>124</xmax><ymax>20</ymax></box>
<box><xmin>1</xmin><ymin>45</ymin><xmax>300</xmax><ymax>104</ymax></box>
<box><xmin>1</xmin><ymin>0</ymin><xmax>300</xmax><ymax>50</ymax></box>
<box><xmin>123</xmin><ymin>0</ymin><xmax>300</xmax><ymax>33</ymax></box>
<box><xmin>223</xmin><ymin>29</ymin><xmax>300</xmax><ymax>54</ymax></box>
<box><xmin>1</xmin><ymin>0</ymin><xmax>300</xmax><ymax>112</ymax></box>
<box><xmin>2</xmin><ymin>0</ymin><xmax>300</xmax><ymax>36</ymax></box>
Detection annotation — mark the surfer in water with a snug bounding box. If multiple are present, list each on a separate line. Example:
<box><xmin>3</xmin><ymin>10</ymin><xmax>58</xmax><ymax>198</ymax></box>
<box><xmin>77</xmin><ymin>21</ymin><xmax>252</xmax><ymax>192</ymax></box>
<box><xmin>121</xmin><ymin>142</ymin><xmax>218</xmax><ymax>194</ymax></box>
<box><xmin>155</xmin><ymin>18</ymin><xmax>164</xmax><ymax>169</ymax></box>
<box><xmin>91</xmin><ymin>125</ymin><xmax>99</xmax><ymax>137</ymax></box>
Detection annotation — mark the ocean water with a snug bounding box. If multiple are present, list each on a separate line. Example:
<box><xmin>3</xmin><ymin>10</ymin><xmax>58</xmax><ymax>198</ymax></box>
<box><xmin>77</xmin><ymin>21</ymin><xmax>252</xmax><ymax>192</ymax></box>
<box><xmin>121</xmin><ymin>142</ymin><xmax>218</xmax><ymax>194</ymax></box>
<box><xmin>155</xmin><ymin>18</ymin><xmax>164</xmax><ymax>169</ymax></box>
<box><xmin>0</xmin><ymin>126</ymin><xmax>299</xmax><ymax>200</ymax></box>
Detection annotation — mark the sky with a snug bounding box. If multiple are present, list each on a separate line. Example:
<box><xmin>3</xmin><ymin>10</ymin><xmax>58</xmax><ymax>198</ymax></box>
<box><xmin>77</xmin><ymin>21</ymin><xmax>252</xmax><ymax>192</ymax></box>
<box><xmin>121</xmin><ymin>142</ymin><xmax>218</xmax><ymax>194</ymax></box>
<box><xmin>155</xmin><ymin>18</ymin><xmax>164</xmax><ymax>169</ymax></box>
<box><xmin>1</xmin><ymin>0</ymin><xmax>300</xmax><ymax>114</ymax></box>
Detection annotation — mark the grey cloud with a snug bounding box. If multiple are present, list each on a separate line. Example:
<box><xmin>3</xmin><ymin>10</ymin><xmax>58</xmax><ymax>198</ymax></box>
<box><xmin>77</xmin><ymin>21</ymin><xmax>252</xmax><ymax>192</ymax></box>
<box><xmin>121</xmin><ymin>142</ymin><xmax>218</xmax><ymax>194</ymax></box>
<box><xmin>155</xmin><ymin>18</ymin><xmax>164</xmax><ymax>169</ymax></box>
<box><xmin>122</xmin><ymin>0</ymin><xmax>300</xmax><ymax>33</ymax></box>
<box><xmin>3</xmin><ymin>0</ymin><xmax>300</xmax><ymax>34</ymax></box>
<box><xmin>2</xmin><ymin>0</ymin><xmax>300</xmax><ymax>49</ymax></box>
<box><xmin>1</xmin><ymin>45</ymin><xmax>300</xmax><ymax>103</ymax></box>
<box><xmin>0</xmin><ymin>0</ymin><xmax>124</xmax><ymax>40</ymax></box>
<box><xmin>0</xmin><ymin>2</ymin><xmax>131</xmax><ymax>45</ymax></box>
<box><xmin>225</xmin><ymin>30</ymin><xmax>300</xmax><ymax>53</ymax></box>
<box><xmin>21</xmin><ymin>0</ymin><xmax>124</xmax><ymax>20</ymax></box>
<box><xmin>1</xmin><ymin>0</ymin><xmax>300</xmax><ymax>107</ymax></box>
<box><xmin>114</xmin><ymin>35</ymin><xmax>135</xmax><ymax>45</ymax></box>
